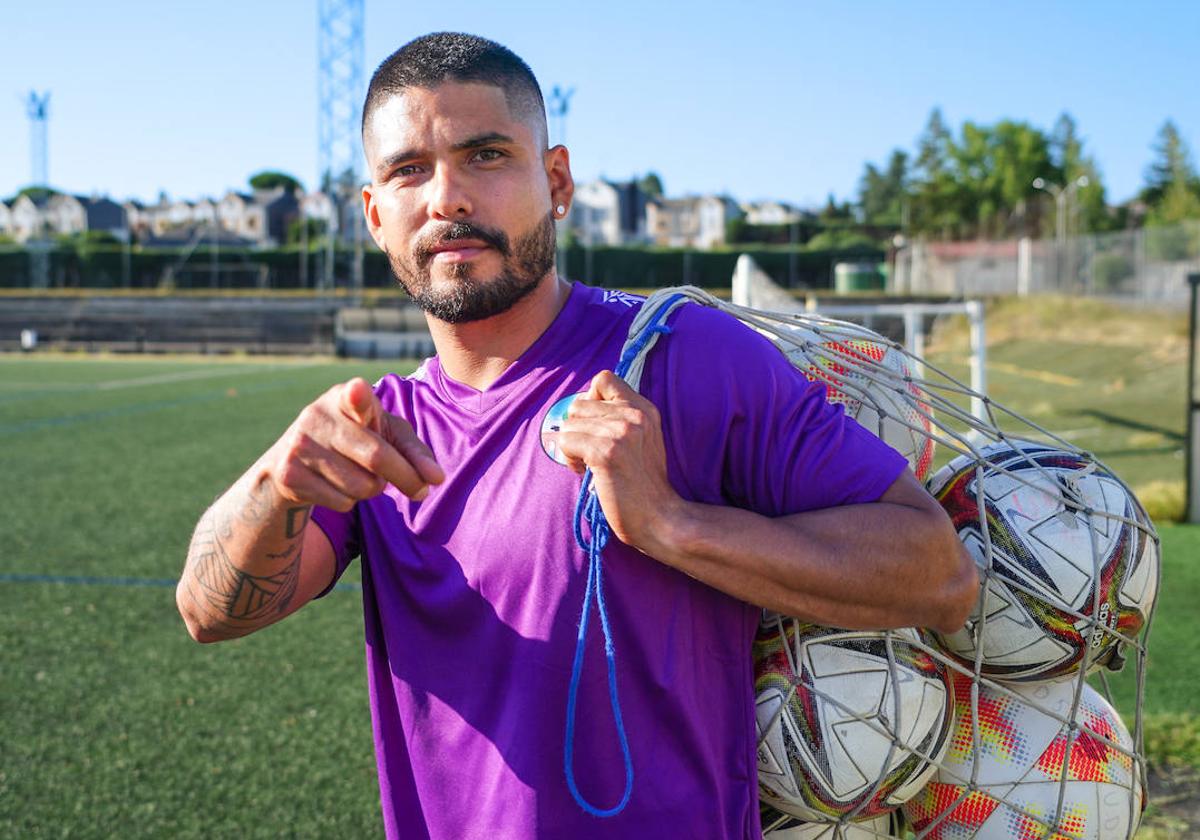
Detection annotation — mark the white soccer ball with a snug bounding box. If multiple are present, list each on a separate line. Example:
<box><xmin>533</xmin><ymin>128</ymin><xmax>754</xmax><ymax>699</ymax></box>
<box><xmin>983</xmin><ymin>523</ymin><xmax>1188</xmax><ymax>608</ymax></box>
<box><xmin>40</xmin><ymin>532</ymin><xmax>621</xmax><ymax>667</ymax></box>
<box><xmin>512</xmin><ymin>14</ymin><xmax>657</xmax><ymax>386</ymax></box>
<box><xmin>903</xmin><ymin>675</ymin><xmax>1143</xmax><ymax>839</ymax></box>
<box><xmin>777</xmin><ymin>328</ymin><xmax>935</xmax><ymax>481</ymax></box>
<box><xmin>754</xmin><ymin>616</ymin><xmax>955</xmax><ymax>822</ymax></box>
<box><xmin>927</xmin><ymin>442</ymin><xmax>1159</xmax><ymax>681</ymax></box>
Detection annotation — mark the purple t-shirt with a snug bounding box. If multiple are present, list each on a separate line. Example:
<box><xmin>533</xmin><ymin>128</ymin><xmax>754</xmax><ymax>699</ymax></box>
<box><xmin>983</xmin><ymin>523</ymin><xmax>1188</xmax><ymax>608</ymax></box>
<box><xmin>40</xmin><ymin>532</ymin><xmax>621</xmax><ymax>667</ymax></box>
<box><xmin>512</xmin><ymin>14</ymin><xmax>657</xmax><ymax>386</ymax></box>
<box><xmin>312</xmin><ymin>282</ymin><xmax>906</xmax><ymax>839</ymax></box>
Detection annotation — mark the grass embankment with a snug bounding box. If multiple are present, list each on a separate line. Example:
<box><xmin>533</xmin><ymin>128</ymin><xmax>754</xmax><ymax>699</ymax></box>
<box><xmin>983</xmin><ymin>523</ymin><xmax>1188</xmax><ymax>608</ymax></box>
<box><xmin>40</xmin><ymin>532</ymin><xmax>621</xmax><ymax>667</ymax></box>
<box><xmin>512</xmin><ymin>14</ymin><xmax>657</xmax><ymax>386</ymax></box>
<box><xmin>925</xmin><ymin>295</ymin><xmax>1187</xmax><ymax>522</ymax></box>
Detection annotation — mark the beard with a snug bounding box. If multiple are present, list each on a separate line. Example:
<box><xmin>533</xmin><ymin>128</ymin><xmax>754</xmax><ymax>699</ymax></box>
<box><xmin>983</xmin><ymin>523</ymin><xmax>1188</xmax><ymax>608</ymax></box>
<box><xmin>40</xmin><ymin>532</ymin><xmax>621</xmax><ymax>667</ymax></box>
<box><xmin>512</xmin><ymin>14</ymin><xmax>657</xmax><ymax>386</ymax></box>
<box><xmin>387</xmin><ymin>211</ymin><xmax>558</xmax><ymax>324</ymax></box>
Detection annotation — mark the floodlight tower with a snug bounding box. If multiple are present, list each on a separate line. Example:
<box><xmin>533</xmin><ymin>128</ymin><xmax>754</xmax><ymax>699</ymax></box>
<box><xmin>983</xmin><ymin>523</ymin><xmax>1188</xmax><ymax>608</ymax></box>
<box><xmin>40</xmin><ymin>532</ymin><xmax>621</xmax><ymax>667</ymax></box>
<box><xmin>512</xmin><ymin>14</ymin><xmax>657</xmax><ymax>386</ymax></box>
<box><xmin>26</xmin><ymin>91</ymin><xmax>50</xmax><ymax>187</ymax></box>
<box><xmin>317</xmin><ymin>0</ymin><xmax>364</xmax><ymax>291</ymax></box>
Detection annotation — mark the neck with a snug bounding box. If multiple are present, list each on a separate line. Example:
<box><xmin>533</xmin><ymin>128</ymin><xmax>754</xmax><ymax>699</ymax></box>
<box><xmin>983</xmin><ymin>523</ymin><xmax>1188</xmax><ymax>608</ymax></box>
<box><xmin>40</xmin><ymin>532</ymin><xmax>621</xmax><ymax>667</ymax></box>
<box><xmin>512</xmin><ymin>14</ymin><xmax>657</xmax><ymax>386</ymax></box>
<box><xmin>427</xmin><ymin>274</ymin><xmax>572</xmax><ymax>391</ymax></box>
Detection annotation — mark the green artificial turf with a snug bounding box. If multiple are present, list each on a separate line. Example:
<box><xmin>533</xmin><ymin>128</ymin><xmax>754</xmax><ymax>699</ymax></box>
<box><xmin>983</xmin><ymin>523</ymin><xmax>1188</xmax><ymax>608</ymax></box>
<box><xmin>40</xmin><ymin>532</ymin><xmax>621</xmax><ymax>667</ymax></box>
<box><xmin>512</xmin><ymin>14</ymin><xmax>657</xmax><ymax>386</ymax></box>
<box><xmin>0</xmin><ymin>354</ymin><xmax>406</xmax><ymax>838</ymax></box>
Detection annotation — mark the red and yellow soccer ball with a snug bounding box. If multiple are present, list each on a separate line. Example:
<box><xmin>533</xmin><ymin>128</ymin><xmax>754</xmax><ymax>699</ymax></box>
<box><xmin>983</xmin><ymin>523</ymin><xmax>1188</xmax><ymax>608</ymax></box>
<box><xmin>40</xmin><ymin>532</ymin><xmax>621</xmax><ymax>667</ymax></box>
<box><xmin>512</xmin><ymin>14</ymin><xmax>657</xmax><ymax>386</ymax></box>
<box><xmin>927</xmin><ymin>442</ymin><xmax>1159</xmax><ymax>682</ymax></box>
<box><xmin>903</xmin><ymin>674</ymin><xmax>1143</xmax><ymax>839</ymax></box>
<box><xmin>781</xmin><ymin>331</ymin><xmax>935</xmax><ymax>481</ymax></box>
<box><xmin>754</xmin><ymin>617</ymin><xmax>955</xmax><ymax>824</ymax></box>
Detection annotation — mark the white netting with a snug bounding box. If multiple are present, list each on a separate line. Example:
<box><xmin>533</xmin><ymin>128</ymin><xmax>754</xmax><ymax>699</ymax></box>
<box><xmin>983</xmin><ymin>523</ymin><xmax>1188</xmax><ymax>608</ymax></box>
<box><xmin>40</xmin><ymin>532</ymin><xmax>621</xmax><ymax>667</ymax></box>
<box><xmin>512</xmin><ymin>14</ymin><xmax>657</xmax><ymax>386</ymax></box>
<box><xmin>618</xmin><ymin>282</ymin><xmax>1161</xmax><ymax>840</ymax></box>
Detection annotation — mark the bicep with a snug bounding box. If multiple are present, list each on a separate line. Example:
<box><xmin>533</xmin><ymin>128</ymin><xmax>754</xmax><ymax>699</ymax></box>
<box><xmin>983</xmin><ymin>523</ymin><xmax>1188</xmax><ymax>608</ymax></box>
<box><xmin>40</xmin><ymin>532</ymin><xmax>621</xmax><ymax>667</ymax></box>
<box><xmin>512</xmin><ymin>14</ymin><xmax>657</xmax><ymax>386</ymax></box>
<box><xmin>282</xmin><ymin>523</ymin><xmax>340</xmax><ymax>617</ymax></box>
<box><xmin>877</xmin><ymin>467</ymin><xmax>939</xmax><ymax>512</ymax></box>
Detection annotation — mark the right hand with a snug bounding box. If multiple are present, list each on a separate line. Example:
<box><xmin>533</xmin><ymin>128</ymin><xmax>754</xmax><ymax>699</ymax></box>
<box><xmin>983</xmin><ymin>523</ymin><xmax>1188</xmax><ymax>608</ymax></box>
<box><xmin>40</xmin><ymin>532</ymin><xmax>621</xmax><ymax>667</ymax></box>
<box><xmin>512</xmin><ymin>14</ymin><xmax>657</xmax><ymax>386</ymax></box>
<box><xmin>265</xmin><ymin>377</ymin><xmax>444</xmax><ymax>511</ymax></box>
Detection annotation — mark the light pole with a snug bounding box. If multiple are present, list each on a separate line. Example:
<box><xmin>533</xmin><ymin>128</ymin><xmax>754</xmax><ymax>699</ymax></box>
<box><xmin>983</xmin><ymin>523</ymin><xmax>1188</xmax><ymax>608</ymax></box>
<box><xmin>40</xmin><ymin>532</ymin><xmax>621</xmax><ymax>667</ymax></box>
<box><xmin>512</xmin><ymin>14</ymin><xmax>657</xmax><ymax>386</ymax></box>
<box><xmin>1033</xmin><ymin>175</ymin><xmax>1089</xmax><ymax>288</ymax></box>
<box><xmin>547</xmin><ymin>85</ymin><xmax>574</xmax><ymax>147</ymax></box>
<box><xmin>547</xmin><ymin>85</ymin><xmax>575</xmax><ymax>278</ymax></box>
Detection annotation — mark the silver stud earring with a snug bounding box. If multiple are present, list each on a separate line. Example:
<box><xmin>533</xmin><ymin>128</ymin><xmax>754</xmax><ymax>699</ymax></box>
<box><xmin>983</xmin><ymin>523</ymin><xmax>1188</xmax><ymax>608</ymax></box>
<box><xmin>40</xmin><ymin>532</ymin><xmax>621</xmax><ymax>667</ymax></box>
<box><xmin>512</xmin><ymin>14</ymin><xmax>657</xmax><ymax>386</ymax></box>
<box><xmin>556</xmin><ymin>204</ymin><xmax>566</xmax><ymax>217</ymax></box>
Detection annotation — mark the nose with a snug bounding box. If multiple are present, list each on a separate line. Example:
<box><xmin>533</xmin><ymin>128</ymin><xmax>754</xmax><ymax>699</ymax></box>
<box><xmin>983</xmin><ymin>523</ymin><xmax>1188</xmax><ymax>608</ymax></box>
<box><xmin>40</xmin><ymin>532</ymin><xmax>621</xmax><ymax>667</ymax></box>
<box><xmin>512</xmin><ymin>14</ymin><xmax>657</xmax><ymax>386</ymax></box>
<box><xmin>426</xmin><ymin>162</ymin><xmax>472</xmax><ymax>221</ymax></box>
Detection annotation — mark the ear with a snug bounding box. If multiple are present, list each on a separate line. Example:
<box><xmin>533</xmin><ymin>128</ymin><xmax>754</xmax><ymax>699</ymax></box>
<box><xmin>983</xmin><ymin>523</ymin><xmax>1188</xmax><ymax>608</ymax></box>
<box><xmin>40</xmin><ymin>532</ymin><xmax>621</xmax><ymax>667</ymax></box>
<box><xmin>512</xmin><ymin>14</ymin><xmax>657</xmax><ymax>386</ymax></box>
<box><xmin>544</xmin><ymin>145</ymin><xmax>574</xmax><ymax>218</ymax></box>
<box><xmin>362</xmin><ymin>183</ymin><xmax>388</xmax><ymax>251</ymax></box>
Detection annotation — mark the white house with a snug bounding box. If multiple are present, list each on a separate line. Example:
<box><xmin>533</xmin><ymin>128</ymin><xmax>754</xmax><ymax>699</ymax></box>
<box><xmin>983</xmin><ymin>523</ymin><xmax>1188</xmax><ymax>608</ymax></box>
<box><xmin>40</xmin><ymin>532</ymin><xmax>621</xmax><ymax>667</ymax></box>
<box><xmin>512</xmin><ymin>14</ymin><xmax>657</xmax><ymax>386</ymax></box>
<box><xmin>566</xmin><ymin>179</ymin><xmax>649</xmax><ymax>246</ymax></box>
<box><xmin>647</xmin><ymin>195</ymin><xmax>741</xmax><ymax>249</ymax></box>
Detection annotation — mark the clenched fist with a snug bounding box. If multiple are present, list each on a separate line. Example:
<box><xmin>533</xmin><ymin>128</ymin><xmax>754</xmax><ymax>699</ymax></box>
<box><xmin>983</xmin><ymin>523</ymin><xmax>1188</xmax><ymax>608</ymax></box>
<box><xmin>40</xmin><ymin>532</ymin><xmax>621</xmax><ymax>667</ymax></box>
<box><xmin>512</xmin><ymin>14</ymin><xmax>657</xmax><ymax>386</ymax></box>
<box><xmin>554</xmin><ymin>371</ymin><xmax>685</xmax><ymax>555</ymax></box>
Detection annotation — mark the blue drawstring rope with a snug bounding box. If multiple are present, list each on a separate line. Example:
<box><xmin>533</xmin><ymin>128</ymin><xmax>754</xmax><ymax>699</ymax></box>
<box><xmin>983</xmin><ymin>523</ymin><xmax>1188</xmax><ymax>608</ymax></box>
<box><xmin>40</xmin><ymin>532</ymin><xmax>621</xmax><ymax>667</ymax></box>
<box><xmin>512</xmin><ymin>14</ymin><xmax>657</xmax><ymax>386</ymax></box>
<box><xmin>563</xmin><ymin>295</ymin><xmax>682</xmax><ymax>817</ymax></box>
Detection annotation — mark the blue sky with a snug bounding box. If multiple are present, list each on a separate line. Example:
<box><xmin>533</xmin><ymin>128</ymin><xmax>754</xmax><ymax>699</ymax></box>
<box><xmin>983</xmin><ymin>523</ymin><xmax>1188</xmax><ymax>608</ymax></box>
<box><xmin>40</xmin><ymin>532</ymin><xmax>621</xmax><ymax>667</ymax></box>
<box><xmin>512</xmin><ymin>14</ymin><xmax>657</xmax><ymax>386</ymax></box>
<box><xmin>3</xmin><ymin>1</ymin><xmax>1197</xmax><ymax>207</ymax></box>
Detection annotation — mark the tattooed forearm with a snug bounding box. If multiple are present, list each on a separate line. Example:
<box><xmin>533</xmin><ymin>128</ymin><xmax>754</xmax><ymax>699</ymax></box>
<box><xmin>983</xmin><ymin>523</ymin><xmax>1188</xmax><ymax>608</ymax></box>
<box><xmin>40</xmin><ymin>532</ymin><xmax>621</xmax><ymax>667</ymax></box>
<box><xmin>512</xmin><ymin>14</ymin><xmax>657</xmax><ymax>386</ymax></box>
<box><xmin>179</xmin><ymin>473</ymin><xmax>320</xmax><ymax>640</ymax></box>
<box><xmin>186</xmin><ymin>513</ymin><xmax>302</xmax><ymax>624</ymax></box>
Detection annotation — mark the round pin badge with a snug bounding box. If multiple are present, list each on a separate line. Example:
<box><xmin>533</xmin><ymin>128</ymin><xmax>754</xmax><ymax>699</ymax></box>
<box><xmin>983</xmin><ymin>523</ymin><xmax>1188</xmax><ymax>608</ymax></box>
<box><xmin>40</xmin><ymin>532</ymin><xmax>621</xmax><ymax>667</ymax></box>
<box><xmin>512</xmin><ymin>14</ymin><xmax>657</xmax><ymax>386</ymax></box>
<box><xmin>540</xmin><ymin>393</ymin><xmax>580</xmax><ymax>465</ymax></box>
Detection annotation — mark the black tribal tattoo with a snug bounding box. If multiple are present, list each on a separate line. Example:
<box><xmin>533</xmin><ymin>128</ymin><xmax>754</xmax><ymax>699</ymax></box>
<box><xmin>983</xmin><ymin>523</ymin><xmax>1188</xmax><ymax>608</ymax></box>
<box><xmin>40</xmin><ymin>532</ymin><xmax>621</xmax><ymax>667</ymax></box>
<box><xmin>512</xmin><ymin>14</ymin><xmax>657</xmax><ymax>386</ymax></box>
<box><xmin>189</xmin><ymin>520</ymin><xmax>302</xmax><ymax>621</ymax></box>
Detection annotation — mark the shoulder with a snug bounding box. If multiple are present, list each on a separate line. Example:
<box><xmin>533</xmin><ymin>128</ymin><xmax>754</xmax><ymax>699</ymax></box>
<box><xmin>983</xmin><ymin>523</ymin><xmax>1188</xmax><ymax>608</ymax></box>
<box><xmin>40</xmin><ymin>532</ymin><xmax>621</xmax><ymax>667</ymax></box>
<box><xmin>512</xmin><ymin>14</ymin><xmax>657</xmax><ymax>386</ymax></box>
<box><xmin>661</xmin><ymin>297</ymin><xmax>793</xmax><ymax>378</ymax></box>
<box><xmin>372</xmin><ymin>363</ymin><xmax>435</xmax><ymax>418</ymax></box>
<box><xmin>575</xmin><ymin>283</ymin><xmax>645</xmax><ymax>329</ymax></box>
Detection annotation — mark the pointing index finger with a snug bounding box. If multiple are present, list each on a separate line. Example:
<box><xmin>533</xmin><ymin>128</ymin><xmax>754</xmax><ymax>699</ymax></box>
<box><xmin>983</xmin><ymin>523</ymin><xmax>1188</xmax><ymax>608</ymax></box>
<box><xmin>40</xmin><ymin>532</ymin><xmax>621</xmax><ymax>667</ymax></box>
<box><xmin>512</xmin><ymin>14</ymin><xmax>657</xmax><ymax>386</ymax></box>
<box><xmin>340</xmin><ymin>378</ymin><xmax>382</xmax><ymax>433</ymax></box>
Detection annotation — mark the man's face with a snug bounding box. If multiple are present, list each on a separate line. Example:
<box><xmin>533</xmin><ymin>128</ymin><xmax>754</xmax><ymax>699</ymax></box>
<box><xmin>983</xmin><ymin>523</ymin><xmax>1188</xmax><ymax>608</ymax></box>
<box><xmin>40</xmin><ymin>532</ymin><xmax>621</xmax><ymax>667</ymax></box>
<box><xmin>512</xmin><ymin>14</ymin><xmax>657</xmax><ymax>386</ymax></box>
<box><xmin>361</xmin><ymin>82</ymin><xmax>571</xmax><ymax>323</ymax></box>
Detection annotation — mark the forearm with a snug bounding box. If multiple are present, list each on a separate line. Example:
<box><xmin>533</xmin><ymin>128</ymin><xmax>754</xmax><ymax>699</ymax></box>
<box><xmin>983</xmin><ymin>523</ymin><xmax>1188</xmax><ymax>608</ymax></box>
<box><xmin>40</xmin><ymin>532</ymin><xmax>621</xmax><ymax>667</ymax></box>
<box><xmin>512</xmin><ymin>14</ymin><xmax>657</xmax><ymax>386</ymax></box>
<box><xmin>642</xmin><ymin>496</ymin><xmax>977</xmax><ymax>634</ymax></box>
<box><xmin>176</xmin><ymin>462</ymin><xmax>310</xmax><ymax>643</ymax></box>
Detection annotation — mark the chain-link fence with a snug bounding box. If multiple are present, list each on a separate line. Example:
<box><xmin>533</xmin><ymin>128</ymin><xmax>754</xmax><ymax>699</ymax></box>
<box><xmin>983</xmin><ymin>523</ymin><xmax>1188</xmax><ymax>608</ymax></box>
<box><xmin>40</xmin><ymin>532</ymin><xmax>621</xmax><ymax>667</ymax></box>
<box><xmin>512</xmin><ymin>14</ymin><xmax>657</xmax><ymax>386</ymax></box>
<box><xmin>894</xmin><ymin>221</ymin><xmax>1200</xmax><ymax>307</ymax></box>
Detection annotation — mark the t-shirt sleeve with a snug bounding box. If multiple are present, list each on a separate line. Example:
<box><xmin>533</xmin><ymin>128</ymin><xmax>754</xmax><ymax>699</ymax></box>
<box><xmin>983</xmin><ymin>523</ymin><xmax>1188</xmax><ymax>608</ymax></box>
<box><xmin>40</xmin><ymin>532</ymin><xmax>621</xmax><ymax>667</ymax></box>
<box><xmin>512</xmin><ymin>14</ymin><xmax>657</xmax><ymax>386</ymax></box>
<box><xmin>310</xmin><ymin>503</ymin><xmax>361</xmax><ymax>599</ymax></box>
<box><xmin>649</xmin><ymin>303</ymin><xmax>908</xmax><ymax>516</ymax></box>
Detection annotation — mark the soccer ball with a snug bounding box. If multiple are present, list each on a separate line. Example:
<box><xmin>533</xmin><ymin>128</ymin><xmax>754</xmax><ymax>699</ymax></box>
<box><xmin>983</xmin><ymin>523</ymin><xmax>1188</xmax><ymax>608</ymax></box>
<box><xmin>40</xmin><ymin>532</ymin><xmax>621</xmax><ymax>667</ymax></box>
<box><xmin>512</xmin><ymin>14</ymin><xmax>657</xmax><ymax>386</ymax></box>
<box><xmin>903</xmin><ymin>674</ymin><xmax>1143</xmax><ymax>839</ymax></box>
<box><xmin>778</xmin><ymin>329</ymin><xmax>935</xmax><ymax>481</ymax></box>
<box><xmin>761</xmin><ymin>801</ymin><xmax>903</xmax><ymax>838</ymax></box>
<box><xmin>754</xmin><ymin>615</ymin><xmax>955</xmax><ymax>822</ymax></box>
<box><xmin>927</xmin><ymin>442</ymin><xmax>1159</xmax><ymax>681</ymax></box>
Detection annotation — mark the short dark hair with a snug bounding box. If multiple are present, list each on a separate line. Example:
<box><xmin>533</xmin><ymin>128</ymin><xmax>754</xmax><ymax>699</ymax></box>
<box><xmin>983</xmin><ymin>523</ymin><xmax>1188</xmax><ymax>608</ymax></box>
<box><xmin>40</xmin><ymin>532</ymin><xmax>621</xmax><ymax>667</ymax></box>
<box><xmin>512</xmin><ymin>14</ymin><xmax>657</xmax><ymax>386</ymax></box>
<box><xmin>362</xmin><ymin>32</ymin><xmax>547</xmax><ymax>144</ymax></box>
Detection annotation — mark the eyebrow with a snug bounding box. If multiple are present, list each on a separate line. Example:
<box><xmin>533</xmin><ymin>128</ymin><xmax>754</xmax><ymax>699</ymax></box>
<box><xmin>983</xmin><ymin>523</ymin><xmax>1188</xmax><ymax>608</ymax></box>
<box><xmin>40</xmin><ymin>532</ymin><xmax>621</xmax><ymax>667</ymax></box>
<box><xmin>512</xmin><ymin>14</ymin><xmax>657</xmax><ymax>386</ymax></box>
<box><xmin>375</xmin><ymin>132</ymin><xmax>518</xmax><ymax>178</ymax></box>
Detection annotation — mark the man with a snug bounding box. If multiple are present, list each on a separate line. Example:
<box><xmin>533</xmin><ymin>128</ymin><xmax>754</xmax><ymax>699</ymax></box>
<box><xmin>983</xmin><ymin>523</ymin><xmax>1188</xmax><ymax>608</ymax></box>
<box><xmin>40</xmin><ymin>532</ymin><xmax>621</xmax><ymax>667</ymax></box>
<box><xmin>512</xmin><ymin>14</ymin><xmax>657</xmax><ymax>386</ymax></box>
<box><xmin>176</xmin><ymin>32</ymin><xmax>977</xmax><ymax>839</ymax></box>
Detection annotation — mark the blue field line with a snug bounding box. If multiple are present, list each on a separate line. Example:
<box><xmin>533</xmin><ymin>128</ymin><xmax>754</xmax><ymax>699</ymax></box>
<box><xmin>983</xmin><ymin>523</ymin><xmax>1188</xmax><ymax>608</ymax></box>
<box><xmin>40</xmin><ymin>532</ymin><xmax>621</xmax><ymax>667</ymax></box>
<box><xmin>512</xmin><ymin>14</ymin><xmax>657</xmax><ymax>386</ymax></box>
<box><xmin>0</xmin><ymin>572</ymin><xmax>361</xmax><ymax>593</ymax></box>
<box><xmin>0</xmin><ymin>373</ymin><xmax>320</xmax><ymax>437</ymax></box>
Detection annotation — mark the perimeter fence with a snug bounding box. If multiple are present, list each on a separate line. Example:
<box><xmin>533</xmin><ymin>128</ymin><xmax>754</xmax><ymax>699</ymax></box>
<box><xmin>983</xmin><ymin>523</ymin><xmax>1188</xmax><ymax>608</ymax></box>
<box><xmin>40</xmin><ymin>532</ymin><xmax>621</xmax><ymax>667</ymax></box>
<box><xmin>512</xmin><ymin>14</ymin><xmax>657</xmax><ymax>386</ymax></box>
<box><xmin>894</xmin><ymin>220</ymin><xmax>1200</xmax><ymax>307</ymax></box>
<box><xmin>0</xmin><ymin>242</ymin><xmax>883</xmax><ymax>292</ymax></box>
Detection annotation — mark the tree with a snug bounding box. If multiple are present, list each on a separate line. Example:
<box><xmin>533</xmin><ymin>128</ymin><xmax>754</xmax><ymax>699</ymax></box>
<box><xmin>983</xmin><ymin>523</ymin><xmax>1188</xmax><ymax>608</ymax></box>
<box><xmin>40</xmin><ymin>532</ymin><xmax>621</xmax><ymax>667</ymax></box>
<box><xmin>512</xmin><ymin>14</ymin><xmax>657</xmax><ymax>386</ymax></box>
<box><xmin>914</xmin><ymin>107</ymin><xmax>952</xmax><ymax>181</ymax></box>
<box><xmin>819</xmin><ymin>193</ymin><xmax>854</xmax><ymax>223</ymax></box>
<box><xmin>1141</xmin><ymin>120</ymin><xmax>1200</xmax><ymax>212</ymax></box>
<box><xmin>955</xmin><ymin>119</ymin><xmax>1055</xmax><ymax>239</ymax></box>
<box><xmin>858</xmin><ymin>149</ymin><xmax>908</xmax><ymax>226</ymax></box>
<box><xmin>10</xmin><ymin>185</ymin><xmax>59</xmax><ymax>203</ymax></box>
<box><xmin>249</xmin><ymin>170</ymin><xmax>304</xmax><ymax>194</ymax></box>
<box><xmin>908</xmin><ymin>108</ymin><xmax>958</xmax><ymax>238</ymax></box>
<box><xmin>638</xmin><ymin>172</ymin><xmax>664</xmax><ymax>198</ymax></box>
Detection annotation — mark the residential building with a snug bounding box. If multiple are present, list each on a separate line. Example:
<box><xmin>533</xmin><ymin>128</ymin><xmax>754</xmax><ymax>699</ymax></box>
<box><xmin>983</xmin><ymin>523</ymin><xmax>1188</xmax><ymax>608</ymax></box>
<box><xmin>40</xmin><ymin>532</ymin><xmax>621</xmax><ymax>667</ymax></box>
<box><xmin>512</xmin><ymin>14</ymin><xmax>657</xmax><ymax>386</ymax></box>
<box><xmin>567</xmin><ymin>179</ymin><xmax>649</xmax><ymax>245</ymax></box>
<box><xmin>647</xmin><ymin>195</ymin><xmax>742</xmax><ymax>249</ymax></box>
<box><xmin>7</xmin><ymin>193</ymin><xmax>126</xmax><ymax>242</ymax></box>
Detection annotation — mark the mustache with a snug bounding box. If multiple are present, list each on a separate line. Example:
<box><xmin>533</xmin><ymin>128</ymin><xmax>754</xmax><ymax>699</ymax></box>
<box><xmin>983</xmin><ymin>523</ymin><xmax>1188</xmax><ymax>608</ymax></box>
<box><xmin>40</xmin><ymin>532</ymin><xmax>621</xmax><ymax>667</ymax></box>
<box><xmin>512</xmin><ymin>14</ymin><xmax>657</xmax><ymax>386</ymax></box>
<box><xmin>414</xmin><ymin>222</ymin><xmax>510</xmax><ymax>266</ymax></box>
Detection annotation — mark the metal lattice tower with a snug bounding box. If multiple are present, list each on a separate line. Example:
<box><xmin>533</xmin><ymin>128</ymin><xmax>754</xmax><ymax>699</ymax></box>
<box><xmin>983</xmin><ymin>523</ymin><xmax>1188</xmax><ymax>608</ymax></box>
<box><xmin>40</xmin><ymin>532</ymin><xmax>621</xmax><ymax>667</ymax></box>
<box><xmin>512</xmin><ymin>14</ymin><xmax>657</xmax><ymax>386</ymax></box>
<box><xmin>317</xmin><ymin>0</ymin><xmax>364</xmax><ymax>290</ymax></box>
<box><xmin>26</xmin><ymin>91</ymin><xmax>50</xmax><ymax>187</ymax></box>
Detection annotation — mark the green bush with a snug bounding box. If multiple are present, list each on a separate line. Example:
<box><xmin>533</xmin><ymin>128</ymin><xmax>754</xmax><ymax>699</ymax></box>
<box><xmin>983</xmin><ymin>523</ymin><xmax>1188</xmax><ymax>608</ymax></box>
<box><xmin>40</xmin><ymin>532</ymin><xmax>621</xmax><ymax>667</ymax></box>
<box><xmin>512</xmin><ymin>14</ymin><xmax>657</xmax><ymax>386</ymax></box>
<box><xmin>1091</xmin><ymin>252</ymin><xmax>1135</xmax><ymax>292</ymax></box>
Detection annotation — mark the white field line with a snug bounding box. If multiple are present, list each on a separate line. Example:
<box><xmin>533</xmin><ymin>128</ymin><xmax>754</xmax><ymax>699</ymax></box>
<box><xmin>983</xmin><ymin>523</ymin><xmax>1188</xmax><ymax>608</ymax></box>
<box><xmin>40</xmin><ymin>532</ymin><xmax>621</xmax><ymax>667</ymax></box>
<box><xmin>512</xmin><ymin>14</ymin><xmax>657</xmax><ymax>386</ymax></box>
<box><xmin>94</xmin><ymin>364</ymin><xmax>319</xmax><ymax>391</ymax></box>
<box><xmin>986</xmin><ymin>360</ymin><xmax>1082</xmax><ymax>387</ymax></box>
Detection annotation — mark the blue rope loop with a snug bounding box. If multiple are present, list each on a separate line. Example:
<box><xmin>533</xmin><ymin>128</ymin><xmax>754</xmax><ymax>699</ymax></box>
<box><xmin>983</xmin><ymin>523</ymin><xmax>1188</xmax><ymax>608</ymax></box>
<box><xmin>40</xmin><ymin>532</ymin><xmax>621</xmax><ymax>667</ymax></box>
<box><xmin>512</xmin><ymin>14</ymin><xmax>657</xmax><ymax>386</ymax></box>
<box><xmin>563</xmin><ymin>294</ymin><xmax>683</xmax><ymax>818</ymax></box>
